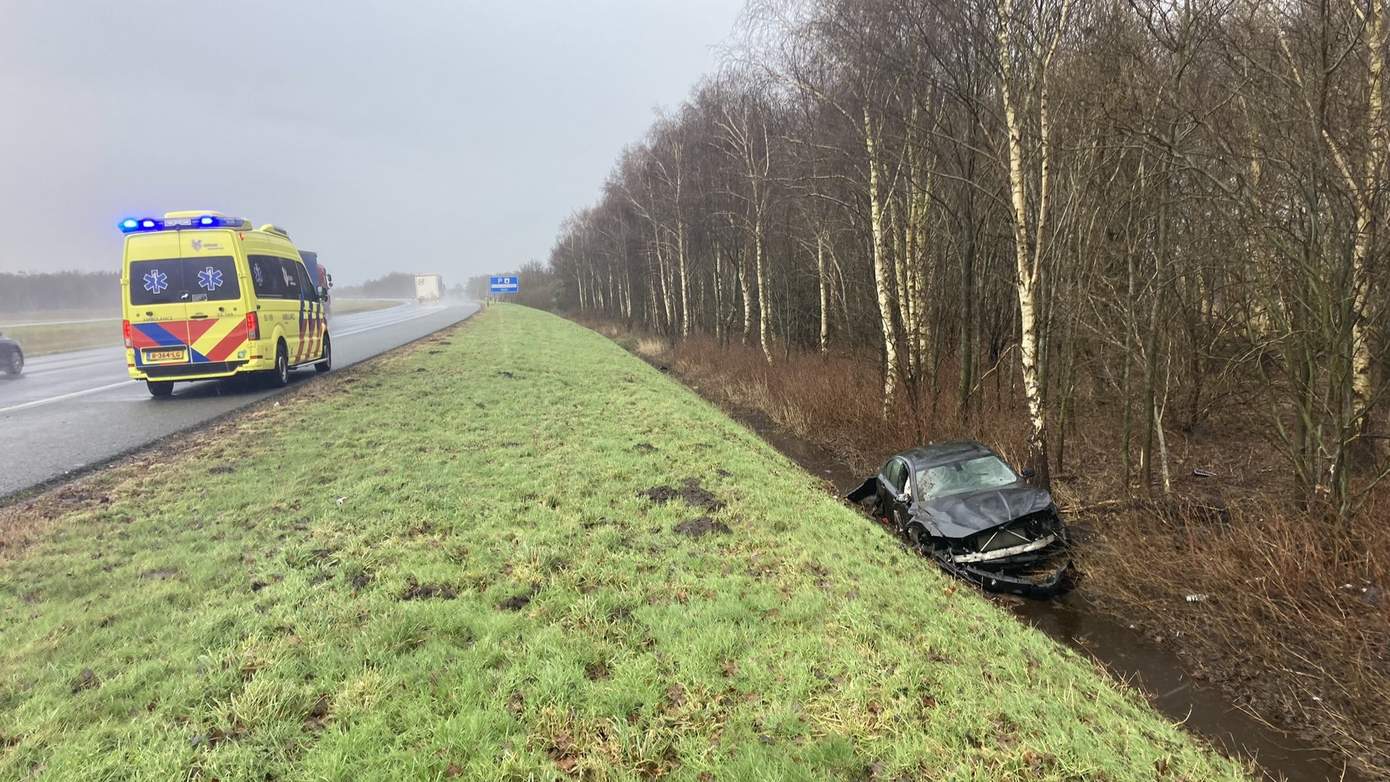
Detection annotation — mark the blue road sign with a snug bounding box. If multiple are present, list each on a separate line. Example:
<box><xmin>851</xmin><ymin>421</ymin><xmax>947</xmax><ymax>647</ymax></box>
<box><xmin>489</xmin><ymin>275</ymin><xmax>519</xmax><ymax>294</ymax></box>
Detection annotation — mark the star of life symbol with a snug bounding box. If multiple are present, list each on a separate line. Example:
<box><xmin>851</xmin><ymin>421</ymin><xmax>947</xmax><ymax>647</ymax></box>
<box><xmin>142</xmin><ymin>269</ymin><xmax>168</xmax><ymax>295</ymax></box>
<box><xmin>197</xmin><ymin>266</ymin><xmax>223</xmax><ymax>291</ymax></box>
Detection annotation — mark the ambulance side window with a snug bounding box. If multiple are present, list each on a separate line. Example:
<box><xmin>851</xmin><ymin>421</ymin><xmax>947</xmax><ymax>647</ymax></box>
<box><xmin>294</xmin><ymin>263</ymin><xmax>319</xmax><ymax>302</ymax></box>
<box><xmin>278</xmin><ymin>258</ymin><xmax>302</xmax><ymax>299</ymax></box>
<box><xmin>248</xmin><ymin>255</ymin><xmax>286</xmax><ymax>299</ymax></box>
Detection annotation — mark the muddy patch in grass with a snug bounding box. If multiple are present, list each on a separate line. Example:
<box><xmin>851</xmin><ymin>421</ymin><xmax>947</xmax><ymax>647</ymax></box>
<box><xmin>673</xmin><ymin>517</ymin><xmax>731</xmax><ymax>538</ymax></box>
<box><xmin>401</xmin><ymin>579</ymin><xmax>457</xmax><ymax>600</ymax></box>
<box><xmin>640</xmin><ymin>477</ymin><xmax>725</xmax><ymax>513</ymax></box>
<box><xmin>498</xmin><ymin>590</ymin><xmax>535</xmax><ymax>611</ymax></box>
<box><xmin>584</xmin><ymin>660</ymin><xmax>611</xmax><ymax>681</ymax></box>
<box><xmin>70</xmin><ymin>668</ymin><xmax>99</xmax><ymax>693</ymax></box>
<box><xmin>633</xmin><ymin>442</ymin><xmax>657</xmax><ymax>454</ymax></box>
<box><xmin>303</xmin><ymin>694</ymin><xmax>331</xmax><ymax>732</ymax></box>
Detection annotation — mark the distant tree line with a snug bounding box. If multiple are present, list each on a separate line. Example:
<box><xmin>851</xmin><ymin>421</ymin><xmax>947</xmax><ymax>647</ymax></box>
<box><xmin>547</xmin><ymin>0</ymin><xmax>1390</xmax><ymax>520</ymax></box>
<box><xmin>0</xmin><ymin>271</ymin><xmax>121</xmax><ymax>315</ymax></box>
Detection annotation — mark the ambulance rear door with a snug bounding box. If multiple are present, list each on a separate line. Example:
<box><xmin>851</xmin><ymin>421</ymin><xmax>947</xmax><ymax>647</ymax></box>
<box><xmin>180</xmin><ymin>231</ymin><xmax>248</xmax><ymax>365</ymax></box>
<box><xmin>126</xmin><ymin>232</ymin><xmax>191</xmax><ymax>368</ymax></box>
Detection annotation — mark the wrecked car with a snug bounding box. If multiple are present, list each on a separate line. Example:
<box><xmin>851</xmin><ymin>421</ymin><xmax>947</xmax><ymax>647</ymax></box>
<box><xmin>847</xmin><ymin>440</ymin><xmax>1071</xmax><ymax>596</ymax></box>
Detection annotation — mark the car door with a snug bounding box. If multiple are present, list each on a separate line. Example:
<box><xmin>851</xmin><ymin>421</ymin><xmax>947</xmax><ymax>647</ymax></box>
<box><xmin>880</xmin><ymin>457</ymin><xmax>912</xmax><ymax>531</ymax></box>
<box><xmin>277</xmin><ymin>256</ymin><xmax>305</xmax><ymax>363</ymax></box>
<box><xmin>292</xmin><ymin>261</ymin><xmax>323</xmax><ymax>364</ymax></box>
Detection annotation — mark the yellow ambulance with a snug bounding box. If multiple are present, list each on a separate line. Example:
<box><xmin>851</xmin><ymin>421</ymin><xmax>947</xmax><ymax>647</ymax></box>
<box><xmin>120</xmin><ymin>211</ymin><xmax>330</xmax><ymax>397</ymax></box>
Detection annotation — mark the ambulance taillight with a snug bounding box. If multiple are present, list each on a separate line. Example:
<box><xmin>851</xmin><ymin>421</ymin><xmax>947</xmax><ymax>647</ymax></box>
<box><xmin>122</xmin><ymin>320</ymin><xmax>133</xmax><ymax>349</ymax></box>
<box><xmin>245</xmin><ymin>312</ymin><xmax>260</xmax><ymax>341</ymax></box>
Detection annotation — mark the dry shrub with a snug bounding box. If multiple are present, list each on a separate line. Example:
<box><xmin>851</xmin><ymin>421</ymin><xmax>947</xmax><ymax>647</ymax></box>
<box><xmin>672</xmin><ymin>337</ymin><xmax>1032</xmax><ymax>475</ymax></box>
<box><xmin>1086</xmin><ymin>500</ymin><xmax>1390</xmax><ymax>775</ymax></box>
<box><xmin>635</xmin><ymin>336</ymin><xmax>670</xmax><ymax>358</ymax></box>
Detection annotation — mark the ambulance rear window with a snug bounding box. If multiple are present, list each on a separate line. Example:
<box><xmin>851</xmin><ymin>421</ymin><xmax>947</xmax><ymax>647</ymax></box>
<box><xmin>129</xmin><ymin>257</ymin><xmax>240</xmax><ymax>306</ymax></box>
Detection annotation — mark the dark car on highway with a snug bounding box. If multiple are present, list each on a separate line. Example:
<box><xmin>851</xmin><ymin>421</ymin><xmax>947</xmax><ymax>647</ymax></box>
<box><xmin>0</xmin><ymin>332</ymin><xmax>22</xmax><ymax>376</ymax></box>
<box><xmin>847</xmin><ymin>440</ymin><xmax>1071</xmax><ymax>596</ymax></box>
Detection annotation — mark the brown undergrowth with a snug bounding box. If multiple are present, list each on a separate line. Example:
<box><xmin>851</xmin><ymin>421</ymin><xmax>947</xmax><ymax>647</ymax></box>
<box><xmin>580</xmin><ymin>317</ymin><xmax>1390</xmax><ymax>778</ymax></box>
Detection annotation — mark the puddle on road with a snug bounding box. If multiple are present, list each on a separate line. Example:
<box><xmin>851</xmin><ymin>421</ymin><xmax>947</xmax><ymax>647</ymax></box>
<box><xmin>713</xmin><ymin>398</ymin><xmax>1366</xmax><ymax>782</ymax></box>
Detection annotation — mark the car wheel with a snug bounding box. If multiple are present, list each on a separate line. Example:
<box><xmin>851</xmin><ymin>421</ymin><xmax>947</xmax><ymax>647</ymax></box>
<box><xmin>267</xmin><ymin>342</ymin><xmax>289</xmax><ymax>388</ymax></box>
<box><xmin>3</xmin><ymin>349</ymin><xmax>21</xmax><ymax>376</ymax></box>
<box><xmin>315</xmin><ymin>334</ymin><xmax>332</xmax><ymax>373</ymax></box>
<box><xmin>146</xmin><ymin>380</ymin><xmax>174</xmax><ymax>398</ymax></box>
<box><xmin>906</xmin><ymin>524</ymin><xmax>930</xmax><ymax>550</ymax></box>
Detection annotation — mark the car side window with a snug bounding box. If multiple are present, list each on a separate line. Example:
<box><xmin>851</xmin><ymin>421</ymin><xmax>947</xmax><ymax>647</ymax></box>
<box><xmin>883</xmin><ymin>459</ymin><xmax>909</xmax><ymax>495</ymax></box>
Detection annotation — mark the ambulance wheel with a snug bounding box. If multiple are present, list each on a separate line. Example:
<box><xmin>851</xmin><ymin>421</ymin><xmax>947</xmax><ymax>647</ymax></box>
<box><xmin>146</xmin><ymin>380</ymin><xmax>174</xmax><ymax>398</ymax></box>
<box><xmin>315</xmin><ymin>334</ymin><xmax>332</xmax><ymax>373</ymax></box>
<box><xmin>268</xmin><ymin>342</ymin><xmax>290</xmax><ymax>388</ymax></box>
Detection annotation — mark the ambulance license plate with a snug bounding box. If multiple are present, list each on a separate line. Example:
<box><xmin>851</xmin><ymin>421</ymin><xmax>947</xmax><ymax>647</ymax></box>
<box><xmin>143</xmin><ymin>348</ymin><xmax>188</xmax><ymax>364</ymax></box>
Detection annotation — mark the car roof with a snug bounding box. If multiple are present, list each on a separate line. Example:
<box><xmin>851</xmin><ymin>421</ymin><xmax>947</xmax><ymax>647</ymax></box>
<box><xmin>899</xmin><ymin>440</ymin><xmax>996</xmax><ymax>469</ymax></box>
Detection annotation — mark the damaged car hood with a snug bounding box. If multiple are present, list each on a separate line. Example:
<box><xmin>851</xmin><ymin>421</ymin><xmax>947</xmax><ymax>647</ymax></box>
<box><xmin>915</xmin><ymin>485</ymin><xmax>1054</xmax><ymax>538</ymax></box>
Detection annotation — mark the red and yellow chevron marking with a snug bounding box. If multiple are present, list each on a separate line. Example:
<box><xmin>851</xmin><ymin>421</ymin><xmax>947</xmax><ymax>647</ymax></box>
<box><xmin>292</xmin><ymin>301</ymin><xmax>327</xmax><ymax>365</ymax></box>
<box><xmin>188</xmin><ymin>317</ymin><xmax>249</xmax><ymax>363</ymax></box>
<box><xmin>131</xmin><ymin>318</ymin><xmax>247</xmax><ymax>364</ymax></box>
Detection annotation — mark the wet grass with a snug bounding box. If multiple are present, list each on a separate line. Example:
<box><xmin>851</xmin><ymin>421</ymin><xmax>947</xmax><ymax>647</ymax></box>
<box><xmin>0</xmin><ymin>305</ymin><xmax>1250</xmax><ymax>780</ymax></box>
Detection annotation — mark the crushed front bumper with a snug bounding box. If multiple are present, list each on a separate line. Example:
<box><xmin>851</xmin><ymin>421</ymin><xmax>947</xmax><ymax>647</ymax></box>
<box><xmin>931</xmin><ymin>546</ymin><xmax>1072</xmax><ymax>597</ymax></box>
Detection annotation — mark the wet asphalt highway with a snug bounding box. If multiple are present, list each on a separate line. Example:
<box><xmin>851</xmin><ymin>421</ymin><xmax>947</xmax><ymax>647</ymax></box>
<box><xmin>0</xmin><ymin>301</ymin><xmax>478</xmax><ymax>498</ymax></box>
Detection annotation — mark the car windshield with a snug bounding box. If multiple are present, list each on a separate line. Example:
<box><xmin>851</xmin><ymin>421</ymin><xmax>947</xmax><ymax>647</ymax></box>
<box><xmin>916</xmin><ymin>455</ymin><xmax>1019</xmax><ymax>500</ymax></box>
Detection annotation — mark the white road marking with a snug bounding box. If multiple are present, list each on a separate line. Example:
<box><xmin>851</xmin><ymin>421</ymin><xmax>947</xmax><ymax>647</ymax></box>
<box><xmin>0</xmin><ymin>305</ymin><xmax>455</xmax><ymax>416</ymax></box>
<box><xmin>0</xmin><ymin>381</ymin><xmax>132</xmax><ymax>415</ymax></box>
<box><xmin>334</xmin><ymin>306</ymin><xmax>445</xmax><ymax>337</ymax></box>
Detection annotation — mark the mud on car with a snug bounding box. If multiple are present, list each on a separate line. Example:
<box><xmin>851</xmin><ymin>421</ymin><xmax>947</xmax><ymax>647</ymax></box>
<box><xmin>847</xmin><ymin>440</ymin><xmax>1072</xmax><ymax>596</ymax></box>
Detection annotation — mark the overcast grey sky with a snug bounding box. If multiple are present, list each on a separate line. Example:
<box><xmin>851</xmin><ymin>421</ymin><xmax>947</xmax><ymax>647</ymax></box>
<box><xmin>0</xmin><ymin>0</ymin><xmax>743</xmax><ymax>285</ymax></box>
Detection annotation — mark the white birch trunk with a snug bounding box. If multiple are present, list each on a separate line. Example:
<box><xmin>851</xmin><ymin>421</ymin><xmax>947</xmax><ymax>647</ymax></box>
<box><xmin>677</xmin><ymin>221</ymin><xmax>690</xmax><ymax>338</ymax></box>
<box><xmin>817</xmin><ymin>232</ymin><xmax>829</xmax><ymax>354</ymax></box>
<box><xmin>754</xmin><ymin>218</ymin><xmax>773</xmax><ymax>364</ymax></box>
<box><xmin>1351</xmin><ymin>0</ymin><xmax>1387</xmax><ymax>431</ymax></box>
<box><xmin>864</xmin><ymin>108</ymin><xmax>899</xmax><ymax>410</ymax></box>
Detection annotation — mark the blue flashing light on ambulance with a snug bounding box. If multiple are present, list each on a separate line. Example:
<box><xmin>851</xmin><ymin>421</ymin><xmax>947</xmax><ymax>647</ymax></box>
<box><xmin>119</xmin><ymin>211</ymin><xmax>332</xmax><ymax>398</ymax></box>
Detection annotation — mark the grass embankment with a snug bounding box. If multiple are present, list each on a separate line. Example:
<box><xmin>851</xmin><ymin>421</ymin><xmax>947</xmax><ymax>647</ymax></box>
<box><xmin>0</xmin><ymin>305</ymin><xmax>1248</xmax><ymax>781</ymax></box>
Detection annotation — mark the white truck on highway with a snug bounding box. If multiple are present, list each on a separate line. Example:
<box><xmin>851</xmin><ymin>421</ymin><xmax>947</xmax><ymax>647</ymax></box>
<box><xmin>414</xmin><ymin>273</ymin><xmax>444</xmax><ymax>304</ymax></box>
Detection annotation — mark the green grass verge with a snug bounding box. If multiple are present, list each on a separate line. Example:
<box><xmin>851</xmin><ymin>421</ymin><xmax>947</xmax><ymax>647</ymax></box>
<box><xmin>0</xmin><ymin>305</ymin><xmax>1250</xmax><ymax>781</ymax></box>
<box><xmin>2</xmin><ymin>320</ymin><xmax>120</xmax><ymax>356</ymax></box>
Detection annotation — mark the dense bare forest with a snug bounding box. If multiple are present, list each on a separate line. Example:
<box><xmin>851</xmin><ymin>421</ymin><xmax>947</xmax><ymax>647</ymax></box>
<box><xmin>545</xmin><ymin>0</ymin><xmax>1390</xmax><ymax>773</ymax></box>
